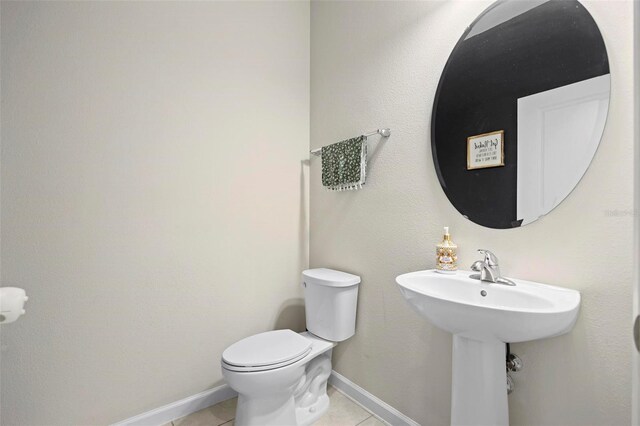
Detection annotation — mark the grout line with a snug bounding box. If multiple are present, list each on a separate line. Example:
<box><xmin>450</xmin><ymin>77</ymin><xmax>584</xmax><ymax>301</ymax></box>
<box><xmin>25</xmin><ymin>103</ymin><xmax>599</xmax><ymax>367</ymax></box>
<box><xmin>329</xmin><ymin>386</ymin><xmax>390</xmax><ymax>426</ymax></box>
<box><xmin>330</xmin><ymin>385</ymin><xmax>373</xmax><ymax>413</ymax></box>
<box><xmin>354</xmin><ymin>414</ymin><xmax>374</xmax><ymax>426</ymax></box>
<box><xmin>329</xmin><ymin>386</ymin><xmax>374</xmax><ymax>426</ymax></box>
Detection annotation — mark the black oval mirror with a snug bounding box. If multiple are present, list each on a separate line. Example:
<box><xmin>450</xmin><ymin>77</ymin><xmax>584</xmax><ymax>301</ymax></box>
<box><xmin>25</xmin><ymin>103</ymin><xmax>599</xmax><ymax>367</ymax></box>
<box><xmin>432</xmin><ymin>0</ymin><xmax>610</xmax><ymax>229</ymax></box>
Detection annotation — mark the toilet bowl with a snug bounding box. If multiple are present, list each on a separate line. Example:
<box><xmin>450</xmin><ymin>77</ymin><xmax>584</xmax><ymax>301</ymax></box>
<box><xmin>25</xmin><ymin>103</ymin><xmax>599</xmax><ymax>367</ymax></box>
<box><xmin>222</xmin><ymin>330</ymin><xmax>335</xmax><ymax>426</ymax></box>
<box><xmin>221</xmin><ymin>268</ymin><xmax>360</xmax><ymax>426</ymax></box>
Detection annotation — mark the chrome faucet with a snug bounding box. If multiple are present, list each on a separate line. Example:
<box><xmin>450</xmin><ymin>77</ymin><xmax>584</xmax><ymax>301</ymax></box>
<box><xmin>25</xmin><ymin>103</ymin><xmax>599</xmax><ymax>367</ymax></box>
<box><xmin>470</xmin><ymin>249</ymin><xmax>516</xmax><ymax>286</ymax></box>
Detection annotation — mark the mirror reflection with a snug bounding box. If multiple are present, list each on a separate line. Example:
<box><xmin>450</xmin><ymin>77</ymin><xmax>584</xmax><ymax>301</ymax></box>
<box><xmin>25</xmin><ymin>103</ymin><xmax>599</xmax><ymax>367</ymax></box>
<box><xmin>432</xmin><ymin>0</ymin><xmax>610</xmax><ymax>229</ymax></box>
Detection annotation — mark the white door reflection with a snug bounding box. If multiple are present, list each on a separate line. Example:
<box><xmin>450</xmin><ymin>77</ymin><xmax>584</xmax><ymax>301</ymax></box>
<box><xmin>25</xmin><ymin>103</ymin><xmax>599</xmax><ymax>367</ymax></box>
<box><xmin>517</xmin><ymin>74</ymin><xmax>610</xmax><ymax>225</ymax></box>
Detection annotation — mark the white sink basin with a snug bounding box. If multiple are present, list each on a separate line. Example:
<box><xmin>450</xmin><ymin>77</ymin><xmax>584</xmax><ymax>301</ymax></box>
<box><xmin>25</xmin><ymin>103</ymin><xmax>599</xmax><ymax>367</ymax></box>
<box><xmin>396</xmin><ymin>269</ymin><xmax>580</xmax><ymax>426</ymax></box>
<box><xmin>396</xmin><ymin>269</ymin><xmax>580</xmax><ymax>342</ymax></box>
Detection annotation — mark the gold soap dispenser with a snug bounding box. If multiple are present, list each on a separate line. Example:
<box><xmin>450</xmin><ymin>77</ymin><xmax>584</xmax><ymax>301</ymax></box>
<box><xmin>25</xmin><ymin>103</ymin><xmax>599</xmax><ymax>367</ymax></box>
<box><xmin>436</xmin><ymin>226</ymin><xmax>458</xmax><ymax>274</ymax></box>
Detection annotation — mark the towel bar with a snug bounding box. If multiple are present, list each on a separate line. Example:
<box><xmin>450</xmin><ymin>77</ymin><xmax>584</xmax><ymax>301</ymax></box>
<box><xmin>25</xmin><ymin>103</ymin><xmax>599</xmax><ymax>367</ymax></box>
<box><xmin>310</xmin><ymin>128</ymin><xmax>391</xmax><ymax>156</ymax></box>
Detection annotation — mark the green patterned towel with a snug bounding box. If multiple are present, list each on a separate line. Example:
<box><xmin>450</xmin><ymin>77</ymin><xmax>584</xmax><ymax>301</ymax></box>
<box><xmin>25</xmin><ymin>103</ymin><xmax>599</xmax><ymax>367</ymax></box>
<box><xmin>321</xmin><ymin>135</ymin><xmax>367</xmax><ymax>191</ymax></box>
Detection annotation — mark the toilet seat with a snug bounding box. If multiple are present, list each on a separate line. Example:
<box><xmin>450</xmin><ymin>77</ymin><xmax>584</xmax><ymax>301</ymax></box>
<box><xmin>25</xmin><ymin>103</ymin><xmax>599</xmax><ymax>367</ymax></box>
<box><xmin>222</xmin><ymin>329</ymin><xmax>312</xmax><ymax>372</ymax></box>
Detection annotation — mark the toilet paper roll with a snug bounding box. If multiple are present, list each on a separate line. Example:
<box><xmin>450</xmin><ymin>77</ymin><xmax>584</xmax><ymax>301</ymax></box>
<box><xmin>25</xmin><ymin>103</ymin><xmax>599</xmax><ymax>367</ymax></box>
<box><xmin>0</xmin><ymin>287</ymin><xmax>28</xmax><ymax>324</ymax></box>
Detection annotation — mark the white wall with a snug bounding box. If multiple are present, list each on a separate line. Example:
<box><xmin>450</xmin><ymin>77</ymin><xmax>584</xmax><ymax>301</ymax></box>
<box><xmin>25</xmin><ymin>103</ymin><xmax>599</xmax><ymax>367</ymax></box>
<box><xmin>0</xmin><ymin>2</ymin><xmax>309</xmax><ymax>424</ymax></box>
<box><xmin>310</xmin><ymin>1</ymin><xmax>634</xmax><ymax>425</ymax></box>
<box><xmin>633</xmin><ymin>1</ymin><xmax>640</xmax><ymax>423</ymax></box>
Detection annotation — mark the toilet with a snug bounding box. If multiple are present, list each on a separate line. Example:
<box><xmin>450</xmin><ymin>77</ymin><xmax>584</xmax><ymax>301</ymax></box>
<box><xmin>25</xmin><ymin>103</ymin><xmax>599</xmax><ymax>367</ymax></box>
<box><xmin>221</xmin><ymin>268</ymin><xmax>360</xmax><ymax>426</ymax></box>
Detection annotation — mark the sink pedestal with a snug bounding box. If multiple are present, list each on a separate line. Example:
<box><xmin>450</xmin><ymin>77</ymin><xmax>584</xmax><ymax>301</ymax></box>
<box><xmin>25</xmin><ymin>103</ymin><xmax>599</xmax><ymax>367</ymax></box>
<box><xmin>451</xmin><ymin>335</ymin><xmax>508</xmax><ymax>426</ymax></box>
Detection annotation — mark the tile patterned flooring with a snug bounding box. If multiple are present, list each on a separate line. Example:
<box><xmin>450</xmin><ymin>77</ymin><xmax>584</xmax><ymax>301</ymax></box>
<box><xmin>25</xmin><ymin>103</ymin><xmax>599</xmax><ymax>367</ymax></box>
<box><xmin>165</xmin><ymin>386</ymin><xmax>386</xmax><ymax>426</ymax></box>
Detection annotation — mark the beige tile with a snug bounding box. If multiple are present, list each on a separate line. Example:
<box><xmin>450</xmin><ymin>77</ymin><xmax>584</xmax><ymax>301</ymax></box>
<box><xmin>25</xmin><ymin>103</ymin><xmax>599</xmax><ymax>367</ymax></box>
<box><xmin>356</xmin><ymin>415</ymin><xmax>388</xmax><ymax>426</ymax></box>
<box><xmin>173</xmin><ymin>397</ymin><xmax>237</xmax><ymax>426</ymax></box>
<box><xmin>314</xmin><ymin>387</ymin><xmax>372</xmax><ymax>426</ymax></box>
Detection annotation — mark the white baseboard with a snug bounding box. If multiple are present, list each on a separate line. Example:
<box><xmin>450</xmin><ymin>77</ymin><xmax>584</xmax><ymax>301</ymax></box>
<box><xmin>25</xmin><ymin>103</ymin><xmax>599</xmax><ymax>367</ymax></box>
<box><xmin>111</xmin><ymin>384</ymin><xmax>237</xmax><ymax>426</ymax></box>
<box><xmin>112</xmin><ymin>371</ymin><xmax>418</xmax><ymax>426</ymax></box>
<box><xmin>329</xmin><ymin>370</ymin><xmax>420</xmax><ymax>426</ymax></box>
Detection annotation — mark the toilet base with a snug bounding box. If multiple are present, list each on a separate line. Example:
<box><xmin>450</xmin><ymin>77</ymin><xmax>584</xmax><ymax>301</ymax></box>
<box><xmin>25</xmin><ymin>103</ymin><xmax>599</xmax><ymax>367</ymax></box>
<box><xmin>293</xmin><ymin>349</ymin><xmax>332</xmax><ymax>425</ymax></box>
<box><xmin>236</xmin><ymin>392</ymin><xmax>298</xmax><ymax>426</ymax></box>
<box><xmin>234</xmin><ymin>387</ymin><xmax>330</xmax><ymax>426</ymax></box>
<box><xmin>226</xmin><ymin>332</ymin><xmax>335</xmax><ymax>426</ymax></box>
<box><xmin>296</xmin><ymin>393</ymin><xmax>329</xmax><ymax>426</ymax></box>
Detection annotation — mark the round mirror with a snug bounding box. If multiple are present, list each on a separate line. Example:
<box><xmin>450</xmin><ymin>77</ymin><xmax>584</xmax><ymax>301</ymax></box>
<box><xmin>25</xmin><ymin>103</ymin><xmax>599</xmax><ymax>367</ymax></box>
<box><xmin>432</xmin><ymin>0</ymin><xmax>610</xmax><ymax>229</ymax></box>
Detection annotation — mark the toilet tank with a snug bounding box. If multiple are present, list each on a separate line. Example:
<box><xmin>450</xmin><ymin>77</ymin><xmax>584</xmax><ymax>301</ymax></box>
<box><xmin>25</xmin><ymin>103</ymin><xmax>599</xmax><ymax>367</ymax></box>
<box><xmin>302</xmin><ymin>268</ymin><xmax>360</xmax><ymax>342</ymax></box>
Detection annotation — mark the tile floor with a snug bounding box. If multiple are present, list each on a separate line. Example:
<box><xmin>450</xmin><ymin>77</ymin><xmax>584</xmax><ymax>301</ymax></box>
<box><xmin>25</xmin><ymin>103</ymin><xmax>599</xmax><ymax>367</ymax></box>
<box><xmin>165</xmin><ymin>386</ymin><xmax>387</xmax><ymax>426</ymax></box>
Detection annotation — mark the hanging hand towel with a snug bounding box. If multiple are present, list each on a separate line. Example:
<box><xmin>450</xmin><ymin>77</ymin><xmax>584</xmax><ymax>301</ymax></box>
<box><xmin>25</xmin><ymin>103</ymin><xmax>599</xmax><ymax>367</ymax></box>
<box><xmin>321</xmin><ymin>135</ymin><xmax>367</xmax><ymax>191</ymax></box>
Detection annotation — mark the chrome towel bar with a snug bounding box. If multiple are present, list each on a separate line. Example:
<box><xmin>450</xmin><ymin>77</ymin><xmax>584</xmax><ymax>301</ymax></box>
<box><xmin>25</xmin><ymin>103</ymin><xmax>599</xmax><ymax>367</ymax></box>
<box><xmin>310</xmin><ymin>128</ymin><xmax>391</xmax><ymax>156</ymax></box>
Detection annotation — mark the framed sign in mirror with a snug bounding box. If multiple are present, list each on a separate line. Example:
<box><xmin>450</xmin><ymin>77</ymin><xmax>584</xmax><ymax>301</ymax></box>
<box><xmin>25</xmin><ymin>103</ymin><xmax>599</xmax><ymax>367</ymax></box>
<box><xmin>467</xmin><ymin>130</ymin><xmax>504</xmax><ymax>170</ymax></box>
<box><xmin>431</xmin><ymin>0</ymin><xmax>610</xmax><ymax>229</ymax></box>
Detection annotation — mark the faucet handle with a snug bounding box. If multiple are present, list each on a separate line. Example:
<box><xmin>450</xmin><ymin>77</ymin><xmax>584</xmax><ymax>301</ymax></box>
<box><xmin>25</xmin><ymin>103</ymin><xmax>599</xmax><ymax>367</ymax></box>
<box><xmin>477</xmin><ymin>249</ymin><xmax>499</xmax><ymax>266</ymax></box>
<box><xmin>470</xmin><ymin>260</ymin><xmax>484</xmax><ymax>272</ymax></box>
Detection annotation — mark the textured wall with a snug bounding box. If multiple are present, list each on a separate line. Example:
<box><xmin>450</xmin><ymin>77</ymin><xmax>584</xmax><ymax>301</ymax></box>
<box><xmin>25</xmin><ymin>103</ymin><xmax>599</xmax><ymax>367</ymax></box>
<box><xmin>0</xmin><ymin>2</ymin><xmax>309</xmax><ymax>424</ymax></box>
<box><xmin>310</xmin><ymin>1</ymin><xmax>634</xmax><ymax>425</ymax></box>
<box><xmin>633</xmin><ymin>2</ymin><xmax>640</xmax><ymax>424</ymax></box>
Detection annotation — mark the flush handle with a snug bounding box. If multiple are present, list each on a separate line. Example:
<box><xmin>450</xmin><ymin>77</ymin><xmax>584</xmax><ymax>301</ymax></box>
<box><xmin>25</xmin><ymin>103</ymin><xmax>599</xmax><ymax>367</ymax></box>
<box><xmin>634</xmin><ymin>315</ymin><xmax>640</xmax><ymax>353</ymax></box>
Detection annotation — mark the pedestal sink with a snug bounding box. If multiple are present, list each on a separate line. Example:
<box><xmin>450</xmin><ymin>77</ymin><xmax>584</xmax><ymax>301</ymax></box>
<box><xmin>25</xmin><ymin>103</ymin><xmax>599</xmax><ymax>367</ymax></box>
<box><xmin>396</xmin><ymin>270</ymin><xmax>580</xmax><ymax>426</ymax></box>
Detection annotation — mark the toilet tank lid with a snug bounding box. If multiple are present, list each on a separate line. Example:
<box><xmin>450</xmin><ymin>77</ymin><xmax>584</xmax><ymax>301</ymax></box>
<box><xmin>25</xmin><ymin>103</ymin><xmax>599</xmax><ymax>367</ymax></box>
<box><xmin>302</xmin><ymin>268</ymin><xmax>360</xmax><ymax>287</ymax></box>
